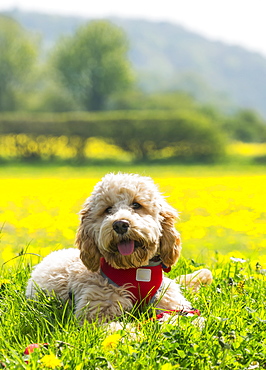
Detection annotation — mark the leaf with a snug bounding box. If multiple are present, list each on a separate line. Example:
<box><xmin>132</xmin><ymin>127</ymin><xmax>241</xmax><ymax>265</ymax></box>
<box><xmin>177</xmin><ymin>350</ymin><xmax>186</xmax><ymax>359</ymax></box>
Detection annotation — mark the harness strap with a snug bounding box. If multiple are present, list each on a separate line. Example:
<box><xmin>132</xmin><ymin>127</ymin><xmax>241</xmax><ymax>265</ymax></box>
<box><xmin>100</xmin><ymin>269</ymin><xmax>120</xmax><ymax>288</ymax></box>
<box><xmin>155</xmin><ymin>308</ymin><xmax>201</xmax><ymax>320</ymax></box>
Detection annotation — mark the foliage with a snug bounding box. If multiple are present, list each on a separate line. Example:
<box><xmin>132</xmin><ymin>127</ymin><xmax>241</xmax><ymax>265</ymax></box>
<box><xmin>223</xmin><ymin>109</ymin><xmax>266</xmax><ymax>142</ymax></box>
<box><xmin>0</xmin><ymin>12</ymin><xmax>265</xmax><ymax>157</ymax></box>
<box><xmin>4</xmin><ymin>9</ymin><xmax>266</xmax><ymax>116</ymax></box>
<box><xmin>108</xmin><ymin>111</ymin><xmax>225</xmax><ymax>161</ymax></box>
<box><xmin>0</xmin><ymin>110</ymin><xmax>226</xmax><ymax>162</ymax></box>
<box><xmin>26</xmin><ymin>73</ymin><xmax>82</xmax><ymax>113</ymax></box>
<box><xmin>0</xmin><ymin>15</ymin><xmax>38</xmax><ymax>111</ymax></box>
<box><xmin>51</xmin><ymin>20</ymin><xmax>134</xmax><ymax>111</ymax></box>
<box><xmin>1</xmin><ymin>10</ymin><xmax>266</xmax><ymax>121</ymax></box>
<box><xmin>108</xmin><ymin>91</ymin><xmax>198</xmax><ymax>111</ymax></box>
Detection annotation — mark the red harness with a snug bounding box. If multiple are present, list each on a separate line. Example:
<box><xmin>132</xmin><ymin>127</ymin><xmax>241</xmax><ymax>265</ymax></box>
<box><xmin>100</xmin><ymin>257</ymin><xmax>166</xmax><ymax>305</ymax></box>
<box><xmin>100</xmin><ymin>258</ymin><xmax>201</xmax><ymax>317</ymax></box>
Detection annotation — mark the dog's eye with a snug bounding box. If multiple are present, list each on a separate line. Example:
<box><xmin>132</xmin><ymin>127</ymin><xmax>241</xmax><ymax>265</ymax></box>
<box><xmin>131</xmin><ymin>202</ymin><xmax>141</xmax><ymax>210</ymax></box>
<box><xmin>105</xmin><ymin>207</ymin><xmax>112</xmax><ymax>214</ymax></box>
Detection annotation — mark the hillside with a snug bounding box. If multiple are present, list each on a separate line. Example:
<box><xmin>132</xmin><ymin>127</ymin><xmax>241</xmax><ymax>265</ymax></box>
<box><xmin>2</xmin><ymin>9</ymin><xmax>266</xmax><ymax>117</ymax></box>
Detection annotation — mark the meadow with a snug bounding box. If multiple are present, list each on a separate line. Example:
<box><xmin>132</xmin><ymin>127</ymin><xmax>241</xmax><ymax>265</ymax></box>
<box><xmin>1</xmin><ymin>163</ymin><xmax>266</xmax><ymax>369</ymax></box>
<box><xmin>1</xmin><ymin>163</ymin><xmax>265</xmax><ymax>265</ymax></box>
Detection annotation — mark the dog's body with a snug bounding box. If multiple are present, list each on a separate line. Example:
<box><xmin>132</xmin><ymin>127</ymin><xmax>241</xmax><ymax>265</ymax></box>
<box><xmin>26</xmin><ymin>173</ymin><xmax>212</xmax><ymax>322</ymax></box>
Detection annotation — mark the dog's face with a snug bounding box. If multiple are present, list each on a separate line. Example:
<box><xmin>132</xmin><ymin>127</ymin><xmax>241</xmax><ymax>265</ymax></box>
<box><xmin>76</xmin><ymin>173</ymin><xmax>181</xmax><ymax>271</ymax></box>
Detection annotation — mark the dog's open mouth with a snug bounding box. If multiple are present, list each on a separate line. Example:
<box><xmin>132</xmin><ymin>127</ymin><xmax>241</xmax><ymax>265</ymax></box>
<box><xmin>117</xmin><ymin>240</ymin><xmax>142</xmax><ymax>256</ymax></box>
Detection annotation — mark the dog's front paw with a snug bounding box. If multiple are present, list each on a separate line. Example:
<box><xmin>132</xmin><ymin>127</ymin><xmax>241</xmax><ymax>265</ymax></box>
<box><xmin>191</xmin><ymin>316</ymin><xmax>206</xmax><ymax>330</ymax></box>
<box><xmin>177</xmin><ymin>268</ymin><xmax>213</xmax><ymax>291</ymax></box>
<box><xmin>104</xmin><ymin>321</ymin><xmax>124</xmax><ymax>333</ymax></box>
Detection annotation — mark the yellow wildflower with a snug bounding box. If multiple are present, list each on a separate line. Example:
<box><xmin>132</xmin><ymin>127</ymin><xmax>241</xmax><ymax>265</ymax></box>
<box><xmin>40</xmin><ymin>354</ymin><xmax>61</xmax><ymax>369</ymax></box>
<box><xmin>161</xmin><ymin>364</ymin><xmax>174</xmax><ymax>370</ymax></box>
<box><xmin>0</xmin><ymin>279</ymin><xmax>11</xmax><ymax>285</ymax></box>
<box><xmin>129</xmin><ymin>345</ymin><xmax>135</xmax><ymax>354</ymax></box>
<box><xmin>102</xmin><ymin>333</ymin><xmax>121</xmax><ymax>350</ymax></box>
<box><xmin>1</xmin><ymin>246</ymin><xmax>15</xmax><ymax>265</ymax></box>
<box><xmin>1</xmin><ymin>173</ymin><xmax>266</xmax><ymax>265</ymax></box>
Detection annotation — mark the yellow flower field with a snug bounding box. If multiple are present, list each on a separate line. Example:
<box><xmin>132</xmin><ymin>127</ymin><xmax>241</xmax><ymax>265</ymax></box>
<box><xmin>0</xmin><ymin>168</ymin><xmax>266</xmax><ymax>266</ymax></box>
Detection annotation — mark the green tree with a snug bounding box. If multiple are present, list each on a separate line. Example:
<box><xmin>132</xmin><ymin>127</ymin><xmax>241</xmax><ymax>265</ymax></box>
<box><xmin>108</xmin><ymin>91</ymin><xmax>198</xmax><ymax>111</ymax></box>
<box><xmin>224</xmin><ymin>109</ymin><xmax>266</xmax><ymax>142</ymax></box>
<box><xmin>52</xmin><ymin>21</ymin><xmax>133</xmax><ymax>111</ymax></box>
<box><xmin>0</xmin><ymin>16</ymin><xmax>38</xmax><ymax>111</ymax></box>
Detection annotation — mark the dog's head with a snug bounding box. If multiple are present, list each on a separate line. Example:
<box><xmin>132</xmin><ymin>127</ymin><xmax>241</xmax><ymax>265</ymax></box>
<box><xmin>75</xmin><ymin>173</ymin><xmax>181</xmax><ymax>271</ymax></box>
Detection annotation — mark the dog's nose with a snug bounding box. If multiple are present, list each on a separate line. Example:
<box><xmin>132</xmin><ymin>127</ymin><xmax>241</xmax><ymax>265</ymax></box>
<box><xmin>113</xmin><ymin>220</ymin><xmax>130</xmax><ymax>234</ymax></box>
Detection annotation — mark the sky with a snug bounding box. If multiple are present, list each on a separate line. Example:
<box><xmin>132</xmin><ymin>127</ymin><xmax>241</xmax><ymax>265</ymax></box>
<box><xmin>1</xmin><ymin>0</ymin><xmax>266</xmax><ymax>57</ymax></box>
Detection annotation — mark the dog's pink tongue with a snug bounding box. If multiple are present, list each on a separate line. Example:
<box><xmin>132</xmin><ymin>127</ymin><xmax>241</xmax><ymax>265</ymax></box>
<box><xmin>117</xmin><ymin>240</ymin><xmax>134</xmax><ymax>256</ymax></box>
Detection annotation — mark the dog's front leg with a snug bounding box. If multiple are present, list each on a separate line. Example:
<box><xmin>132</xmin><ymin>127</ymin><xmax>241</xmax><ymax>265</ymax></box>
<box><xmin>72</xmin><ymin>281</ymin><xmax>134</xmax><ymax>324</ymax></box>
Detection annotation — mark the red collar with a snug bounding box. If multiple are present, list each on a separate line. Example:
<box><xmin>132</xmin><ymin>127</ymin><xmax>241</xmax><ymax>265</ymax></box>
<box><xmin>100</xmin><ymin>258</ymin><xmax>165</xmax><ymax>305</ymax></box>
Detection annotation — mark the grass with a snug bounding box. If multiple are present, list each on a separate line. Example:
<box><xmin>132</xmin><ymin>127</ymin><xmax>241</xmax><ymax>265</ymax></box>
<box><xmin>0</xmin><ymin>156</ymin><xmax>266</xmax><ymax>178</ymax></box>
<box><xmin>1</xmin><ymin>162</ymin><xmax>266</xmax><ymax>369</ymax></box>
<box><xmin>1</xmin><ymin>255</ymin><xmax>266</xmax><ymax>369</ymax></box>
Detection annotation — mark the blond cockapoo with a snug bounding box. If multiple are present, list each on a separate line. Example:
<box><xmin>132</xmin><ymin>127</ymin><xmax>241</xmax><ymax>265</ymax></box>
<box><xmin>26</xmin><ymin>173</ymin><xmax>212</xmax><ymax>322</ymax></box>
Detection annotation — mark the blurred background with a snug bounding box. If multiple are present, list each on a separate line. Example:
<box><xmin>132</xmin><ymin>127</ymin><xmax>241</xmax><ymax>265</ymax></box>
<box><xmin>0</xmin><ymin>1</ymin><xmax>266</xmax><ymax>163</ymax></box>
<box><xmin>0</xmin><ymin>1</ymin><xmax>265</xmax><ymax>264</ymax></box>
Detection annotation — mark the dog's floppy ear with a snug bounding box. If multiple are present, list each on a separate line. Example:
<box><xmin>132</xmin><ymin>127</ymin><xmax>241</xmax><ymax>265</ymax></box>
<box><xmin>75</xmin><ymin>205</ymin><xmax>102</xmax><ymax>272</ymax></box>
<box><xmin>159</xmin><ymin>203</ymin><xmax>181</xmax><ymax>268</ymax></box>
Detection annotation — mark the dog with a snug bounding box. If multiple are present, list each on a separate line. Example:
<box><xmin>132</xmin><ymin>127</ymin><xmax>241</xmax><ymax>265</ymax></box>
<box><xmin>26</xmin><ymin>173</ymin><xmax>212</xmax><ymax>323</ymax></box>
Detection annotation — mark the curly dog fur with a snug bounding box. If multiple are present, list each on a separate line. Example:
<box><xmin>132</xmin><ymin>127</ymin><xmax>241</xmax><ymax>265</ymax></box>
<box><xmin>26</xmin><ymin>173</ymin><xmax>212</xmax><ymax>322</ymax></box>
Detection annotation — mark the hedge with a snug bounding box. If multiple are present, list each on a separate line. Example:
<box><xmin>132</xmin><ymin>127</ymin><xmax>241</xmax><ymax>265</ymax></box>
<box><xmin>0</xmin><ymin>110</ymin><xmax>226</xmax><ymax>162</ymax></box>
